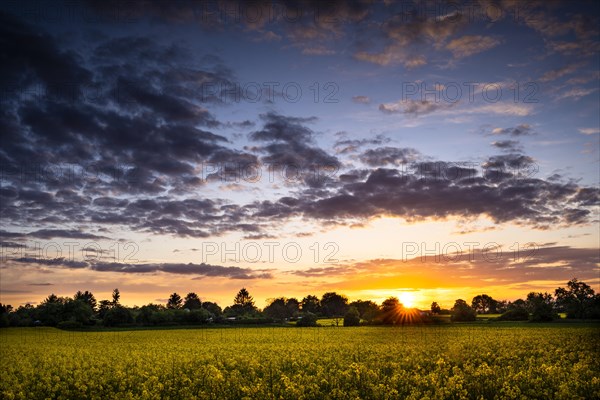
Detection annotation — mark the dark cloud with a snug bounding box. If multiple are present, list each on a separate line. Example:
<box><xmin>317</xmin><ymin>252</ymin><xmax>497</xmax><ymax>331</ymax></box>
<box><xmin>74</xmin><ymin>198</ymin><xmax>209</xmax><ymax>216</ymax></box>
<box><xmin>359</xmin><ymin>147</ymin><xmax>421</xmax><ymax>167</ymax></box>
<box><xmin>0</xmin><ymin>6</ymin><xmax>596</xmax><ymax>248</ymax></box>
<box><xmin>14</xmin><ymin>257</ymin><xmax>89</xmax><ymax>269</ymax></box>
<box><xmin>333</xmin><ymin>134</ymin><xmax>390</xmax><ymax>154</ymax></box>
<box><xmin>249</xmin><ymin>153</ymin><xmax>595</xmax><ymax>228</ymax></box>
<box><xmin>28</xmin><ymin>229</ymin><xmax>109</xmax><ymax>240</ymax></box>
<box><xmin>0</xmin><ymin>241</ymin><xmax>27</xmax><ymax>248</ymax></box>
<box><xmin>0</xmin><ymin>229</ymin><xmax>107</xmax><ymax>240</ymax></box>
<box><xmin>12</xmin><ymin>257</ymin><xmax>272</xmax><ymax>279</ymax></box>
<box><xmin>491</xmin><ymin>140</ymin><xmax>523</xmax><ymax>153</ymax></box>
<box><xmin>0</xmin><ymin>12</ymin><xmax>92</xmax><ymax>101</ymax></box>
<box><xmin>248</xmin><ymin>113</ymin><xmax>340</xmax><ymax>187</ymax></box>
<box><xmin>1</xmin><ymin>14</ymin><xmax>253</xmax><ymax>200</ymax></box>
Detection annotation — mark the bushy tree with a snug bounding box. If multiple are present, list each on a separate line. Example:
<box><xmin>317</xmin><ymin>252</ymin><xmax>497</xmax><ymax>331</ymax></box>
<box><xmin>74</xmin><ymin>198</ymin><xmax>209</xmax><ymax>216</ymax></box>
<box><xmin>320</xmin><ymin>292</ymin><xmax>348</xmax><ymax>318</ymax></box>
<box><xmin>301</xmin><ymin>295</ymin><xmax>321</xmax><ymax>314</ymax></box>
<box><xmin>451</xmin><ymin>299</ymin><xmax>476</xmax><ymax>322</ymax></box>
<box><xmin>62</xmin><ymin>299</ymin><xmax>94</xmax><ymax>325</ymax></box>
<box><xmin>471</xmin><ymin>294</ymin><xmax>498</xmax><ymax>314</ymax></box>
<box><xmin>508</xmin><ymin>299</ymin><xmax>527</xmax><ymax>311</ymax></box>
<box><xmin>201</xmin><ymin>301</ymin><xmax>222</xmax><ymax>318</ymax></box>
<box><xmin>264</xmin><ymin>298</ymin><xmax>299</xmax><ymax>321</ymax></box>
<box><xmin>264</xmin><ymin>298</ymin><xmax>288</xmax><ymax>321</ymax></box>
<box><xmin>343</xmin><ymin>307</ymin><xmax>361</xmax><ymax>326</ymax></box>
<box><xmin>97</xmin><ymin>300</ymin><xmax>112</xmax><ymax>319</ymax></box>
<box><xmin>36</xmin><ymin>294</ymin><xmax>67</xmax><ymax>326</ymax></box>
<box><xmin>103</xmin><ymin>306</ymin><xmax>133</xmax><ymax>327</ymax></box>
<box><xmin>296</xmin><ymin>312</ymin><xmax>318</xmax><ymax>327</ymax></box>
<box><xmin>349</xmin><ymin>300</ymin><xmax>380</xmax><ymax>322</ymax></box>
<box><xmin>0</xmin><ymin>303</ymin><xmax>12</xmax><ymax>328</ymax></box>
<box><xmin>380</xmin><ymin>297</ymin><xmax>403</xmax><ymax>324</ymax></box>
<box><xmin>285</xmin><ymin>298</ymin><xmax>300</xmax><ymax>317</ymax></box>
<box><xmin>183</xmin><ymin>308</ymin><xmax>212</xmax><ymax>324</ymax></box>
<box><xmin>555</xmin><ymin>279</ymin><xmax>599</xmax><ymax>319</ymax></box>
<box><xmin>136</xmin><ymin>304</ymin><xmax>163</xmax><ymax>325</ymax></box>
<box><xmin>183</xmin><ymin>292</ymin><xmax>202</xmax><ymax>310</ymax></box>
<box><xmin>430</xmin><ymin>302</ymin><xmax>441</xmax><ymax>314</ymax></box>
<box><xmin>526</xmin><ymin>292</ymin><xmax>558</xmax><ymax>322</ymax></box>
<box><xmin>74</xmin><ymin>291</ymin><xmax>97</xmax><ymax>312</ymax></box>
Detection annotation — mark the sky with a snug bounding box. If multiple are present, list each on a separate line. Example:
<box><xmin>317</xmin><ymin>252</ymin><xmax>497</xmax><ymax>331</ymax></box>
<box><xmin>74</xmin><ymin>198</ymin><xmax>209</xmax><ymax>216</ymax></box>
<box><xmin>0</xmin><ymin>0</ymin><xmax>598</xmax><ymax>310</ymax></box>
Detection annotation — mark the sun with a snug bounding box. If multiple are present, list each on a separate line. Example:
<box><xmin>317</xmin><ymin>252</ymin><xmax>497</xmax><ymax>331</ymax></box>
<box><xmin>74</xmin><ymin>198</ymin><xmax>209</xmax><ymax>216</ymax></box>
<box><xmin>399</xmin><ymin>292</ymin><xmax>416</xmax><ymax>308</ymax></box>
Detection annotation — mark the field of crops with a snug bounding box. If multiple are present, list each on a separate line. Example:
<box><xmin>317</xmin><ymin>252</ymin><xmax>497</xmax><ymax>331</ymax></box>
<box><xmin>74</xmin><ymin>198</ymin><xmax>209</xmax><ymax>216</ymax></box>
<box><xmin>1</xmin><ymin>324</ymin><xmax>599</xmax><ymax>399</ymax></box>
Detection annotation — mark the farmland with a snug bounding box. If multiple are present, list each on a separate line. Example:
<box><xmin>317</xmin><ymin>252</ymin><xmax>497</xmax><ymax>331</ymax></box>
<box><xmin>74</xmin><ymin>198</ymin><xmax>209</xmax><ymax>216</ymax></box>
<box><xmin>1</xmin><ymin>324</ymin><xmax>598</xmax><ymax>399</ymax></box>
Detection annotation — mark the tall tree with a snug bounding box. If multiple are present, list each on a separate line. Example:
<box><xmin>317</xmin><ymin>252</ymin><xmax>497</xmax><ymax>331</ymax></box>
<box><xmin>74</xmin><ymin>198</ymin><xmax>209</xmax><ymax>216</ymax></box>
<box><xmin>380</xmin><ymin>297</ymin><xmax>403</xmax><ymax>324</ymax></box>
<box><xmin>112</xmin><ymin>288</ymin><xmax>120</xmax><ymax>306</ymax></box>
<box><xmin>320</xmin><ymin>292</ymin><xmax>348</xmax><ymax>319</ymax></box>
<box><xmin>201</xmin><ymin>301</ymin><xmax>222</xmax><ymax>317</ymax></box>
<box><xmin>74</xmin><ymin>290</ymin><xmax>97</xmax><ymax>312</ymax></box>
<box><xmin>183</xmin><ymin>292</ymin><xmax>202</xmax><ymax>310</ymax></box>
<box><xmin>555</xmin><ymin>279</ymin><xmax>598</xmax><ymax>319</ymax></box>
<box><xmin>233</xmin><ymin>288</ymin><xmax>255</xmax><ymax>308</ymax></box>
<box><xmin>286</xmin><ymin>298</ymin><xmax>300</xmax><ymax>317</ymax></box>
<box><xmin>471</xmin><ymin>294</ymin><xmax>498</xmax><ymax>314</ymax></box>
<box><xmin>451</xmin><ymin>299</ymin><xmax>476</xmax><ymax>322</ymax></box>
<box><xmin>97</xmin><ymin>300</ymin><xmax>112</xmax><ymax>319</ymax></box>
<box><xmin>36</xmin><ymin>295</ymin><xmax>66</xmax><ymax>326</ymax></box>
<box><xmin>263</xmin><ymin>298</ymin><xmax>289</xmax><ymax>321</ymax></box>
<box><xmin>430</xmin><ymin>301</ymin><xmax>441</xmax><ymax>314</ymax></box>
<box><xmin>526</xmin><ymin>292</ymin><xmax>557</xmax><ymax>322</ymax></box>
<box><xmin>167</xmin><ymin>293</ymin><xmax>183</xmax><ymax>309</ymax></box>
<box><xmin>301</xmin><ymin>295</ymin><xmax>321</xmax><ymax>314</ymax></box>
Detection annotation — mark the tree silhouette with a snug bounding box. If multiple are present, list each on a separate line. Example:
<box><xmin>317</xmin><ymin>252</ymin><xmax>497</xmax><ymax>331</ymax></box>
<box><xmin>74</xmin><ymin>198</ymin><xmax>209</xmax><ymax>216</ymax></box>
<box><xmin>74</xmin><ymin>291</ymin><xmax>97</xmax><ymax>312</ymax></box>
<box><xmin>451</xmin><ymin>299</ymin><xmax>476</xmax><ymax>322</ymax></box>
<box><xmin>320</xmin><ymin>292</ymin><xmax>348</xmax><ymax>325</ymax></box>
<box><xmin>555</xmin><ymin>278</ymin><xmax>598</xmax><ymax>319</ymax></box>
<box><xmin>233</xmin><ymin>288</ymin><xmax>254</xmax><ymax>308</ymax></box>
<box><xmin>526</xmin><ymin>292</ymin><xmax>557</xmax><ymax>322</ymax></box>
<box><xmin>226</xmin><ymin>288</ymin><xmax>257</xmax><ymax>316</ymax></box>
<box><xmin>343</xmin><ymin>307</ymin><xmax>360</xmax><ymax>326</ymax></box>
<box><xmin>380</xmin><ymin>297</ymin><xmax>403</xmax><ymax>324</ymax></box>
<box><xmin>430</xmin><ymin>301</ymin><xmax>441</xmax><ymax>314</ymax></box>
<box><xmin>167</xmin><ymin>293</ymin><xmax>183</xmax><ymax>309</ymax></box>
<box><xmin>471</xmin><ymin>294</ymin><xmax>498</xmax><ymax>314</ymax></box>
<box><xmin>349</xmin><ymin>300</ymin><xmax>379</xmax><ymax>322</ymax></box>
<box><xmin>183</xmin><ymin>292</ymin><xmax>202</xmax><ymax>310</ymax></box>
<box><xmin>264</xmin><ymin>298</ymin><xmax>288</xmax><ymax>321</ymax></box>
<box><xmin>201</xmin><ymin>301</ymin><xmax>222</xmax><ymax>318</ymax></box>
<box><xmin>301</xmin><ymin>295</ymin><xmax>321</xmax><ymax>314</ymax></box>
<box><xmin>112</xmin><ymin>288</ymin><xmax>120</xmax><ymax>306</ymax></box>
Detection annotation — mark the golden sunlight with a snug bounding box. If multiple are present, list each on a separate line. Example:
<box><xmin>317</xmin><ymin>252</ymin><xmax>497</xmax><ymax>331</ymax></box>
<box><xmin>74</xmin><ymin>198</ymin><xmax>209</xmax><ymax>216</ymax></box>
<box><xmin>399</xmin><ymin>292</ymin><xmax>416</xmax><ymax>308</ymax></box>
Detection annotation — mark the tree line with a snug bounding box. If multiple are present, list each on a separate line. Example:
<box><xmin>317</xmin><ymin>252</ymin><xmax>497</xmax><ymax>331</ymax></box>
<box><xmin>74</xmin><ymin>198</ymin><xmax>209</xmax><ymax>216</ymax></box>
<box><xmin>0</xmin><ymin>278</ymin><xmax>598</xmax><ymax>329</ymax></box>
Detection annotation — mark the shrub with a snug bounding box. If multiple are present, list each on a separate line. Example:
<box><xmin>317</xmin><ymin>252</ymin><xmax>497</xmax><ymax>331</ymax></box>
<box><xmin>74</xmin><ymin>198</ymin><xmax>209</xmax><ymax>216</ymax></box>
<box><xmin>343</xmin><ymin>307</ymin><xmax>361</xmax><ymax>327</ymax></box>
<box><xmin>451</xmin><ymin>299</ymin><xmax>477</xmax><ymax>322</ymax></box>
<box><xmin>296</xmin><ymin>312</ymin><xmax>318</xmax><ymax>327</ymax></box>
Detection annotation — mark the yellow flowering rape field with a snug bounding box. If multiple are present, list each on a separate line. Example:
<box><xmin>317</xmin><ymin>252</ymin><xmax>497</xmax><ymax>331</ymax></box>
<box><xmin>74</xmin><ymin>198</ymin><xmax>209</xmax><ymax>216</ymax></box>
<box><xmin>1</xmin><ymin>325</ymin><xmax>598</xmax><ymax>399</ymax></box>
